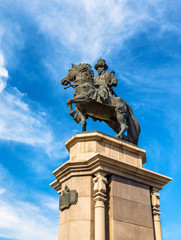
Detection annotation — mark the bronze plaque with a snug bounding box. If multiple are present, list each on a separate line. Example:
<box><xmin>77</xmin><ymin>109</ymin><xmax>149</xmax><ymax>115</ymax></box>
<box><xmin>59</xmin><ymin>185</ymin><xmax>78</xmax><ymax>211</ymax></box>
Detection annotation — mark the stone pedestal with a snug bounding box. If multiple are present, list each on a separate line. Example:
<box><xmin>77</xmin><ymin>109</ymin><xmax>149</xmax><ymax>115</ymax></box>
<box><xmin>50</xmin><ymin>131</ymin><xmax>171</xmax><ymax>240</ymax></box>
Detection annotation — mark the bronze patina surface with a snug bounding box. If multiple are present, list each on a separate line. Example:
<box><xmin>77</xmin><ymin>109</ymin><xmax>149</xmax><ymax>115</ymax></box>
<box><xmin>59</xmin><ymin>185</ymin><xmax>78</xmax><ymax>211</ymax></box>
<box><xmin>61</xmin><ymin>58</ymin><xmax>140</xmax><ymax>145</ymax></box>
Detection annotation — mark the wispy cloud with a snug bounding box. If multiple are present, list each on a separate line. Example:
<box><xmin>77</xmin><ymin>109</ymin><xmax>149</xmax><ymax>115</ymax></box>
<box><xmin>0</xmin><ymin>165</ymin><xmax>58</xmax><ymax>240</ymax></box>
<box><xmin>13</xmin><ymin>0</ymin><xmax>181</xmax><ymax>64</ymax></box>
<box><xmin>1</xmin><ymin>0</ymin><xmax>181</xmax><ymax>81</ymax></box>
<box><xmin>38</xmin><ymin>194</ymin><xmax>58</xmax><ymax>212</ymax></box>
<box><xmin>0</xmin><ymin>51</ymin><xmax>8</xmax><ymax>93</ymax></box>
<box><xmin>0</xmin><ymin>199</ymin><xmax>58</xmax><ymax>240</ymax></box>
<box><xmin>0</xmin><ymin>90</ymin><xmax>50</xmax><ymax>145</ymax></box>
<box><xmin>0</xmin><ymin>51</ymin><xmax>67</xmax><ymax>162</ymax></box>
<box><xmin>1</xmin><ymin>0</ymin><xmax>180</xmax><ymax>159</ymax></box>
<box><xmin>0</xmin><ymin>88</ymin><xmax>63</xmax><ymax>157</ymax></box>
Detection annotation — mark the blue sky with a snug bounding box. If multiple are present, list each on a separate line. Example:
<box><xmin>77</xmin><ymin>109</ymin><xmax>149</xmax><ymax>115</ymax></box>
<box><xmin>0</xmin><ymin>0</ymin><xmax>181</xmax><ymax>239</ymax></box>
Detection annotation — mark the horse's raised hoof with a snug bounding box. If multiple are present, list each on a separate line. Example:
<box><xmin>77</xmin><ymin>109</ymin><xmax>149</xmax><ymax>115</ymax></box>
<box><xmin>73</xmin><ymin>114</ymin><xmax>81</xmax><ymax>123</ymax></box>
<box><xmin>70</xmin><ymin>110</ymin><xmax>76</xmax><ymax>116</ymax></box>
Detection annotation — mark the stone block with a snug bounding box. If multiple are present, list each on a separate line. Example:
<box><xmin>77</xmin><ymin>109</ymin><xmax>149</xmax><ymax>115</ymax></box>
<box><xmin>65</xmin><ymin>131</ymin><xmax>146</xmax><ymax>166</ymax></box>
<box><xmin>59</xmin><ymin>220</ymin><xmax>94</xmax><ymax>240</ymax></box>
<box><xmin>112</xmin><ymin>197</ymin><xmax>153</xmax><ymax>228</ymax></box>
<box><xmin>61</xmin><ymin>175</ymin><xmax>93</xmax><ymax>197</ymax></box>
<box><xmin>110</xmin><ymin>175</ymin><xmax>151</xmax><ymax>205</ymax></box>
<box><xmin>111</xmin><ymin>220</ymin><xmax>154</xmax><ymax>240</ymax></box>
<box><xmin>59</xmin><ymin>197</ymin><xmax>94</xmax><ymax>225</ymax></box>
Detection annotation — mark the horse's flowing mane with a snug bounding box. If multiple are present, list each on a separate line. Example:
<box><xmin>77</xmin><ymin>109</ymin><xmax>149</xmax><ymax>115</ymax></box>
<box><xmin>70</xmin><ymin>63</ymin><xmax>94</xmax><ymax>78</ymax></box>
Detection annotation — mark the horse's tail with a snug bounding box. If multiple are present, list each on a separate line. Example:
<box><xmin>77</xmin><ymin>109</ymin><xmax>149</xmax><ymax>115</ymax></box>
<box><xmin>126</xmin><ymin>104</ymin><xmax>141</xmax><ymax>145</ymax></box>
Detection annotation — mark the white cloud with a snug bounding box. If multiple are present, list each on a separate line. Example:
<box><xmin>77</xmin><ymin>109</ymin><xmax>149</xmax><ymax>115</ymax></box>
<box><xmin>0</xmin><ymin>50</ymin><xmax>67</xmax><ymax>161</ymax></box>
<box><xmin>12</xmin><ymin>0</ymin><xmax>180</xmax><ymax>63</ymax></box>
<box><xmin>0</xmin><ymin>53</ymin><xmax>8</xmax><ymax>78</ymax></box>
<box><xmin>0</xmin><ymin>87</ymin><xmax>68</xmax><ymax>160</ymax></box>
<box><xmin>0</xmin><ymin>51</ymin><xmax>8</xmax><ymax>93</ymax></box>
<box><xmin>0</xmin><ymin>0</ymin><xmax>179</xmax><ymax>162</ymax></box>
<box><xmin>0</xmin><ymin>165</ymin><xmax>58</xmax><ymax>240</ymax></box>
<box><xmin>0</xmin><ymin>188</ymin><xmax>6</xmax><ymax>195</ymax></box>
<box><xmin>0</xmin><ymin>200</ymin><xmax>58</xmax><ymax>240</ymax></box>
<box><xmin>0</xmin><ymin>89</ymin><xmax>51</xmax><ymax>145</ymax></box>
<box><xmin>39</xmin><ymin>195</ymin><xmax>58</xmax><ymax>212</ymax></box>
<box><xmin>20</xmin><ymin>0</ymin><xmax>142</xmax><ymax>61</ymax></box>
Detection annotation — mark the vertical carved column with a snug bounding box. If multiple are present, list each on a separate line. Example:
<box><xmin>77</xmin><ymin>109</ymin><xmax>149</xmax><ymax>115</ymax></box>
<box><xmin>151</xmin><ymin>190</ymin><xmax>162</xmax><ymax>240</ymax></box>
<box><xmin>93</xmin><ymin>173</ymin><xmax>107</xmax><ymax>240</ymax></box>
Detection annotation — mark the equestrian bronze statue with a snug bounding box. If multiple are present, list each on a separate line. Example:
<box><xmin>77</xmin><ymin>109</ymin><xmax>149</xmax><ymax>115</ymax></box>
<box><xmin>61</xmin><ymin>58</ymin><xmax>140</xmax><ymax>145</ymax></box>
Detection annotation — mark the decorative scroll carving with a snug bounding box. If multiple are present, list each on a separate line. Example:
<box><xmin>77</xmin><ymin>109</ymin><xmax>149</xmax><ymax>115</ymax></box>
<box><xmin>93</xmin><ymin>173</ymin><xmax>108</xmax><ymax>240</ymax></box>
<box><xmin>93</xmin><ymin>174</ymin><xmax>107</xmax><ymax>202</ymax></box>
<box><xmin>152</xmin><ymin>192</ymin><xmax>161</xmax><ymax>216</ymax></box>
<box><xmin>151</xmin><ymin>191</ymin><xmax>162</xmax><ymax>240</ymax></box>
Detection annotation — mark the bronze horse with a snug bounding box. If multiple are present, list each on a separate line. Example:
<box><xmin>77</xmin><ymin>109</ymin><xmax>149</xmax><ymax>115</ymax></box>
<box><xmin>61</xmin><ymin>63</ymin><xmax>140</xmax><ymax>145</ymax></box>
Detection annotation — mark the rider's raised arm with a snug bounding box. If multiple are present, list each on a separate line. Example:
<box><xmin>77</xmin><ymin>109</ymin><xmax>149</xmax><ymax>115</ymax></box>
<box><xmin>109</xmin><ymin>71</ymin><xmax>117</xmax><ymax>87</ymax></box>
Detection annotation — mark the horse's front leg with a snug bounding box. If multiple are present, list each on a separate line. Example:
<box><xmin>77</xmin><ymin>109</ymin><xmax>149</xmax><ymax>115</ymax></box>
<box><xmin>67</xmin><ymin>98</ymin><xmax>76</xmax><ymax>116</ymax></box>
<box><xmin>67</xmin><ymin>94</ymin><xmax>89</xmax><ymax>118</ymax></box>
<box><xmin>76</xmin><ymin>108</ymin><xmax>87</xmax><ymax>132</ymax></box>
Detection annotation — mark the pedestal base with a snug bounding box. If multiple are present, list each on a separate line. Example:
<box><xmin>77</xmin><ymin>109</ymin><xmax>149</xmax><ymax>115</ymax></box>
<box><xmin>50</xmin><ymin>131</ymin><xmax>171</xmax><ymax>240</ymax></box>
<box><xmin>108</xmin><ymin>175</ymin><xmax>154</xmax><ymax>240</ymax></box>
<box><xmin>57</xmin><ymin>175</ymin><xmax>94</xmax><ymax>240</ymax></box>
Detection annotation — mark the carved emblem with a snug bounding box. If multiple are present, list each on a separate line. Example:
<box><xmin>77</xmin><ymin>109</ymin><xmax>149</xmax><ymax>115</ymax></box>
<box><xmin>59</xmin><ymin>185</ymin><xmax>78</xmax><ymax>211</ymax></box>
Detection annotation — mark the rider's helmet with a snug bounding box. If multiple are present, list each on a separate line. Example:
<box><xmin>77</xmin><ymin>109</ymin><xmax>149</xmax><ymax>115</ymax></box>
<box><xmin>94</xmin><ymin>58</ymin><xmax>108</xmax><ymax>71</ymax></box>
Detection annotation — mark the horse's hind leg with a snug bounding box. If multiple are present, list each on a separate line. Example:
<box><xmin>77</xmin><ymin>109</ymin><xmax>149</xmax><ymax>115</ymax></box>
<box><xmin>105</xmin><ymin>121</ymin><xmax>120</xmax><ymax>134</ymax></box>
<box><xmin>115</xmin><ymin>110</ymin><xmax>128</xmax><ymax>139</ymax></box>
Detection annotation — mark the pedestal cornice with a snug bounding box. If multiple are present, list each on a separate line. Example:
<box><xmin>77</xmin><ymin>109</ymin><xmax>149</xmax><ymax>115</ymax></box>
<box><xmin>65</xmin><ymin>131</ymin><xmax>146</xmax><ymax>166</ymax></box>
<box><xmin>50</xmin><ymin>152</ymin><xmax>172</xmax><ymax>193</ymax></box>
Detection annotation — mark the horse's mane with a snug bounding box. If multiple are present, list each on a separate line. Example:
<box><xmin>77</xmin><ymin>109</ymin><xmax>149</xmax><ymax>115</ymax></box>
<box><xmin>70</xmin><ymin>63</ymin><xmax>94</xmax><ymax>78</ymax></box>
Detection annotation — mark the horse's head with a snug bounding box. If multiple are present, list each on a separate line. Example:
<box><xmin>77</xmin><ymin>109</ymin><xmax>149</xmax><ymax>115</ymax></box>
<box><xmin>61</xmin><ymin>64</ymin><xmax>77</xmax><ymax>86</ymax></box>
<box><xmin>61</xmin><ymin>63</ymin><xmax>94</xmax><ymax>86</ymax></box>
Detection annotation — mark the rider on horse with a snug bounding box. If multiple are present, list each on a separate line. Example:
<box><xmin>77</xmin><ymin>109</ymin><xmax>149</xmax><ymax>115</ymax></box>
<box><xmin>93</xmin><ymin>58</ymin><xmax>117</xmax><ymax>106</ymax></box>
<box><xmin>61</xmin><ymin>60</ymin><xmax>140</xmax><ymax>145</ymax></box>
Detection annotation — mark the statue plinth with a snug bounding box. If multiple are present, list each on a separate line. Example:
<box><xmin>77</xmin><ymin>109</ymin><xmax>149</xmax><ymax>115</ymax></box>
<box><xmin>50</xmin><ymin>131</ymin><xmax>171</xmax><ymax>240</ymax></box>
